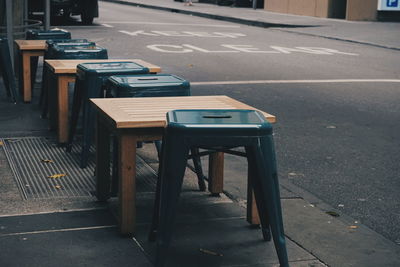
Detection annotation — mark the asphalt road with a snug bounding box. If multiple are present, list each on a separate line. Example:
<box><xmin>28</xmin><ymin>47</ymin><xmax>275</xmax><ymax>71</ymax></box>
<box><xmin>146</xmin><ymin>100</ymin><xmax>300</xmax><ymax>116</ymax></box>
<box><xmin>61</xmin><ymin>1</ymin><xmax>400</xmax><ymax>244</ymax></box>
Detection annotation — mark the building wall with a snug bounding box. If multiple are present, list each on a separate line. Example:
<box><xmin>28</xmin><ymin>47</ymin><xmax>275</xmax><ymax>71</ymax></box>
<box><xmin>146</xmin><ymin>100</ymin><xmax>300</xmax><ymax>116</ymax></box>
<box><xmin>264</xmin><ymin>0</ymin><xmax>378</xmax><ymax>21</ymax></box>
<box><xmin>346</xmin><ymin>0</ymin><xmax>378</xmax><ymax>20</ymax></box>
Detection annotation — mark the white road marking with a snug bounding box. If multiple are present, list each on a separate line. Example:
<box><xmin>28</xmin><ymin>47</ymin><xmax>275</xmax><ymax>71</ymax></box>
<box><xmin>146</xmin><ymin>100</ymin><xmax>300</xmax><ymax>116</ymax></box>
<box><xmin>120</xmin><ymin>30</ymin><xmax>245</xmax><ymax>38</ymax></box>
<box><xmin>101</xmin><ymin>23</ymin><xmax>114</xmax><ymax>28</ymax></box>
<box><xmin>0</xmin><ymin>225</ymin><xmax>117</xmax><ymax>237</ymax></box>
<box><xmin>100</xmin><ymin>21</ymin><xmax>240</xmax><ymax>28</ymax></box>
<box><xmin>191</xmin><ymin>79</ymin><xmax>400</xmax><ymax>86</ymax></box>
<box><xmin>146</xmin><ymin>44</ymin><xmax>359</xmax><ymax>55</ymax></box>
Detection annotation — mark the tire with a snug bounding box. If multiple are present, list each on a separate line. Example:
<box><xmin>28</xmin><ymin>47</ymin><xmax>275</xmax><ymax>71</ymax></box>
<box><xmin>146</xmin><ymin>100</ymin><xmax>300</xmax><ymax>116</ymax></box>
<box><xmin>81</xmin><ymin>13</ymin><xmax>94</xmax><ymax>25</ymax></box>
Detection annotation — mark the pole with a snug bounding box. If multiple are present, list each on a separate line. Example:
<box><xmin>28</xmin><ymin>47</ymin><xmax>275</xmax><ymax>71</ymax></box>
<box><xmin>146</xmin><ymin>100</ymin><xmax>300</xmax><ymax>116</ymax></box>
<box><xmin>24</xmin><ymin>0</ymin><xmax>28</xmax><ymax>21</ymax></box>
<box><xmin>6</xmin><ymin>0</ymin><xmax>14</xmax><ymax>67</ymax></box>
<box><xmin>252</xmin><ymin>0</ymin><xmax>257</xmax><ymax>9</ymax></box>
<box><xmin>44</xmin><ymin>0</ymin><xmax>50</xmax><ymax>30</ymax></box>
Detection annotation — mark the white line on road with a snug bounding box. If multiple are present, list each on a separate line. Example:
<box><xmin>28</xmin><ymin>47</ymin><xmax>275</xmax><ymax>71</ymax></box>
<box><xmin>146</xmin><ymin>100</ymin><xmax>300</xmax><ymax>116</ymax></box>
<box><xmin>101</xmin><ymin>23</ymin><xmax>114</xmax><ymax>28</ymax></box>
<box><xmin>191</xmin><ymin>79</ymin><xmax>400</xmax><ymax>86</ymax></box>
<box><xmin>99</xmin><ymin>21</ymin><xmax>240</xmax><ymax>28</ymax></box>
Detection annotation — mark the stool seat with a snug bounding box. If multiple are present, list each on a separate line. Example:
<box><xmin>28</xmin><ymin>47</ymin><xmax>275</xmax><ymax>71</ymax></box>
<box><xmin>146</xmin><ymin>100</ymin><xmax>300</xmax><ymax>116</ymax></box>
<box><xmin>47</xmin><ymin>45</ymin><xmax>108</xmax><ymax>59</ymax></box>
<box><xmin>151</xmin><ymin>109</ymin><xmax>289</xmax><ymax>267</ymax></box>
<box><xmin>45</xmin><ymin>39</ymin><xmax>89</xmax><ymax>47</ymax></box>
<box><xmin>26</xmin><ymin>29</ymin><xmax>71</xmax><ymax>40</ymax></box>
<box><xmin>167</xmin><ymin>109</ymin><xmax>272</xmax><ymax>136</ymax></box>
<box><xmin>107</xmin><ymin>74</ymin><xmax>190</xmax><ymax>97</ymax></box>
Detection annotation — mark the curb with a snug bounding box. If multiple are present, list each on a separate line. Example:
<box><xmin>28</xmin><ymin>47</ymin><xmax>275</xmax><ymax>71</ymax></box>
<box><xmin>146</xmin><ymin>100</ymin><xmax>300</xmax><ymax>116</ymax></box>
<box><xmin>101</xmin><ymin>0</ymin><xmax>314</xmax><ymax>28</ymax></box>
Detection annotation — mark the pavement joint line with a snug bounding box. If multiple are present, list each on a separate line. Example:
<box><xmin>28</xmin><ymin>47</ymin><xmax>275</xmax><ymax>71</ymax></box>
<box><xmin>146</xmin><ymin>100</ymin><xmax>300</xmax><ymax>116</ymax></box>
<box><xmin>0</xmin><ymin>207</ymin><xmax>108</xmax><ymax>218</ymax></box>
<box><xmin>131</xmin><ymin>236</ymin><xmax>153</xmax><ymax>263</ymax></box>
<box><xmin>136</xmin><ymin>216</ymin><xmax>247</xmax><ymax>226</ymax></box>
<box><xmin>0</xmin><ymin>225</ymin><xmax>117</xmax><ymax>237</ymax></box>
<box><xmin>191</xmin><ymin>79</ymin><xmax>400</xmax><ymax>86</ymax></box>
<box><xmin>219</xmin><ymin>258</ymin><xmax>325</xmax><ymax>267</ymax></box>
<box><xmin>283</xmin><ymin>235</ymin><xmax>328</xmax><ymax>266</ymax></box>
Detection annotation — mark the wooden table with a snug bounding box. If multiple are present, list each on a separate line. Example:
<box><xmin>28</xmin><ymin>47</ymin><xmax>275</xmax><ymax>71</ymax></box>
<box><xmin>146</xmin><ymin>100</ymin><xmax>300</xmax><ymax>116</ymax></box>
<box><xmin>44</xmin><ymin>59</ymin><xmax>162</xmax><ymax>144</ymax></box>
<box><xmin>14</xmin><ymin>40</ymin><xmax>46</xmax><ymax>102</ymax></box>
<box><xmin>91</xmin><ymin>95</ymin><xmax>276</xmax><ymax>235</ymax></box>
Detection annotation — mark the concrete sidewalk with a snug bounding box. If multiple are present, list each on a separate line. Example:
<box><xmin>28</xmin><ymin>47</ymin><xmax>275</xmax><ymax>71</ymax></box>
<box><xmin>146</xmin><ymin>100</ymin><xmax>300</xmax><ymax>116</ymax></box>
<box><xmin>101</xmin><ymin>0</ymin><xmax>400</xmax><ymax>50</ymax></box>
<box><xmin>1</xmin><ymin>85</ymin><xmax>400</xmax><ymax>266</ymax></box>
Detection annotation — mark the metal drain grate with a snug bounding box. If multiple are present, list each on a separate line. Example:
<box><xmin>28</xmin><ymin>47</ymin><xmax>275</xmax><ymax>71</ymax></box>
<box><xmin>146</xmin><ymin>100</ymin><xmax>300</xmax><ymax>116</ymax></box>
<box><xmin>2</xmin><ymin>137</ymin><xmax>157</xmax><ymax>200</ymax></box>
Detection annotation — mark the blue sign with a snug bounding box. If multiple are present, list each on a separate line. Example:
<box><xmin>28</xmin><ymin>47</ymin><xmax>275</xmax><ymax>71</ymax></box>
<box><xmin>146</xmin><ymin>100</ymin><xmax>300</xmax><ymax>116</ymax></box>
<box><xmin>387</xmin><ymin>0</ymin><xmax>398</xmax><ymax>7</ymax></box>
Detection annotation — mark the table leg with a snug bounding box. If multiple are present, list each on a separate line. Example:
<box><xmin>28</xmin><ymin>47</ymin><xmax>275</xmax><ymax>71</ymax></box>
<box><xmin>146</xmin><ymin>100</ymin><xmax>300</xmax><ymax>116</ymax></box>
<box><xmin>57</xmin><ymin>75</ymin><xmax>75</xmax><ymax>143</ymax></box>
<box><xmin>96</xmin><ymin>118</ymin><xmax>111</xmax><ymax>201</ymax></box>
<box><xmin>247</xmin><ymin>167</ymin><xmax>261</xmax><ymax>225</ymax></box>
<box><xmin>22</xmin><ymin>52</ymin><xmax>32</xmax><ymax>102</ymax></box>
<box><xmin>118</xmin><ymin>133</ymin><xmax>137</xmax><ymax>235</ymax></box>
<box><xmin>208</xmin><ymin>152</ymin><xmax>224</xmax><ymax>195</ymax></box>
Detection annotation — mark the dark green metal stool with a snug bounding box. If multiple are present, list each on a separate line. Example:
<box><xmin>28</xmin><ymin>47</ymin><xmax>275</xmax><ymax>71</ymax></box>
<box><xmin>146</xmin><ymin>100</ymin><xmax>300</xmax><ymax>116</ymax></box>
<box><xmin>65</xmin><ymin>62</ymin><xmax>150</xmax><ymax>168</ymax></box>
<box><xmin>40</xmin><ymin>40</ymin><xmax>95</xmax><ymax>117</ymax></box>
<box><xmin>0</xmin><ymin>38</ymin><xmax>19</xmax><ymax>103</ymax></box>
<box><xmin>106</xmin><ymin>74</ymin><xmax>207</xmax><ymax>193</ymax></box>
<box><xmin>150</xmin><ymin>109</ymin><xmax>289</xmax><ymax>267</ymax></box>
<box><xmin>26</xmin><ymin>29</ymin><xmax>71</xmax><ymax>92</ymax></box>
<box><xmin>44</xmin><ymin>45</ymin><xmax>108</xmax><ymax>131</ymax></box>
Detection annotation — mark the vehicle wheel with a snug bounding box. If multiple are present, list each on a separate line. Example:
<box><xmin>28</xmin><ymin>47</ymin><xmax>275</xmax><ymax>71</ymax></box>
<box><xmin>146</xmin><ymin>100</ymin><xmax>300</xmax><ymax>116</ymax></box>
<box><xmin>81</xmin><ymin>13</ymin><xmax>94</xmax><ymax>25</ymax></box>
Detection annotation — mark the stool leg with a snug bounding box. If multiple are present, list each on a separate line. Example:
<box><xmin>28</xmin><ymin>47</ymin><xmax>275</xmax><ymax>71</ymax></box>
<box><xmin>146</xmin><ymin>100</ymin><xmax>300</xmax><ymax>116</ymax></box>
<box><xmin>30</xmin><ymin>56</ymin><xmax>38</xmax><ymax>94</ymax></box>
<box><xmin>190</xmin><ymin>148</ymin><xmax>207</xmax><ymax>191</ymax></box>
<box><xmin>66</xmin><ymin>79</ymin><xmax>84</xmax><ymax>152</ymax></box>
<box><xmin>40</xmin><ymin>63</ymin><xmax>52</xmax><ymax>118</ymax></box>
<box><xmin>149</xmin><ymin>138</ymin><xmax>165</xmax><ymax>242</ymax></box>
<box><xmin>48</xmin><ymin>71</ymin><xmax>58</xmax><ymax>130</ymax></box>
<box><xmin>0</xmin><ymin>40</ymin><xmax>19</xmax><ymax>103</ymax></box>
<box><xmin>245</xmin><ymin>150</ymin><xmax>271</xmax><ymax>241</ymax></box>
<box><xmin>39</xmin><ymin>59</ymin><xmax>48</xmax><ymax>107</ymax></box>
<box><xmin>252</xmin><ymin>137</ymin><xmax>289</xmax><ymax>267</ymax></box>
<box><xmin>80</xmin><ymin>78</ymin><xmax>103</xmax><ymax>168</ymax></box>
<box><xmin>154</xmin><ymin>140</ymin><xmax>162</xmax><ymax>158</ymax></box>
<box><xmin>153</xmin><ymin>135</ymin><xmax>189</xmax><ymax>267</ymax></box>
<box><xmin>155</xmin><ymin>142</ymin><xmax>206</xmax><ymax>192</ymax></box>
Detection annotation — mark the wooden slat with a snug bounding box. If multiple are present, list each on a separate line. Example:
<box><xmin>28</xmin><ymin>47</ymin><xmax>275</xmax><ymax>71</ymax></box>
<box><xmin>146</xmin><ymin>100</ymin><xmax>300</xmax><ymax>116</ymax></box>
<box><xmin>91</xmin><ymin>96</ymin><xmax>276</xmax><ymax>129</ymax></box>
<box><xmin>45</xmin><ymin>59</ymin><xmax>161</xmax><ymax>74</ymax></box>
<box><xmin>15</xmin><ymin>40</ymin><xmax>46</xmax><ymax>50</ymax></box>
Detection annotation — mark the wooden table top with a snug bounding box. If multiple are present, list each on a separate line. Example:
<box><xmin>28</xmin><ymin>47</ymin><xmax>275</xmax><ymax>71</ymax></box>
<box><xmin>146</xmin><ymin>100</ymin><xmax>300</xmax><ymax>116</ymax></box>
<box><xmin>91</xmin><ymin>95</ymin><xmax>276</xmax><ymax>129</ymax></box>
<box><xmin>44</xmin><ymin>59</ymin><xmax>162</xmax><ymax>74</ymax></box>
<box><xmin>15</xmin><ymin>40</ymin><xmax>46</xmax><ymax>50</ymax></box>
